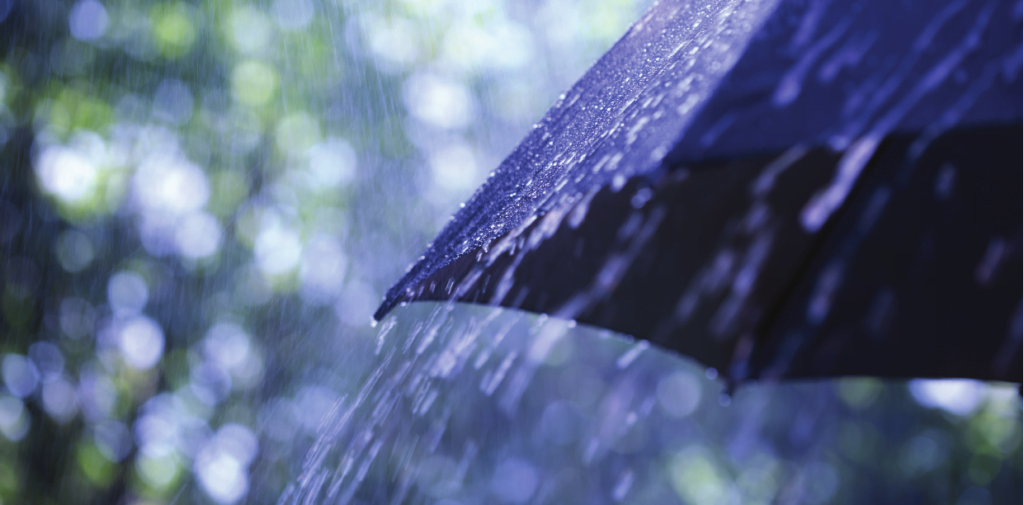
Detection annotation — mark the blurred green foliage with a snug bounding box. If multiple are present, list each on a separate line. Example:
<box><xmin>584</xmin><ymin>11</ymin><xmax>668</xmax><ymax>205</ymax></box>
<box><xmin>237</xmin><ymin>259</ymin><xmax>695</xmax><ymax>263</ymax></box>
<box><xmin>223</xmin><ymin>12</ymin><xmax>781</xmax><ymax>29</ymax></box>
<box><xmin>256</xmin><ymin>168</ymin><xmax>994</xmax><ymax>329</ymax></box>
<box><xmin>0</xmin><ymin>0</ymin><xmax>657</xmax><ymax>503</ymax></box>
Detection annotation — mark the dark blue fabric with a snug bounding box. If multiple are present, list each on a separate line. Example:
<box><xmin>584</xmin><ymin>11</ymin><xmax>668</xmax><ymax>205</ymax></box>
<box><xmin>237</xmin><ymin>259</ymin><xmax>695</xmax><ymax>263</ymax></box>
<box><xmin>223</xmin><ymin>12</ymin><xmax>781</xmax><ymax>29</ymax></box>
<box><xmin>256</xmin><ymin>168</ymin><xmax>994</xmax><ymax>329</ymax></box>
<box><xmin>379</xmin><ymin>0</ymin><xmax>1022</xmax><ymax>320</ymax></box>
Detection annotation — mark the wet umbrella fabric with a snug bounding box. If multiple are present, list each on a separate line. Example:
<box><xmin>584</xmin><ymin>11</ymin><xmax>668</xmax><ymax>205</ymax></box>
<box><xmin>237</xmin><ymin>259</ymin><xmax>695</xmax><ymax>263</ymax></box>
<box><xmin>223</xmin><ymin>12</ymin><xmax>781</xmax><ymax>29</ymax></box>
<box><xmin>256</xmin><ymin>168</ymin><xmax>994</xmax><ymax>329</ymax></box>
<box><xmin>376</xmin><ymin>0</ymin><xmax>1022</xmax><ymax>385</ymax></box>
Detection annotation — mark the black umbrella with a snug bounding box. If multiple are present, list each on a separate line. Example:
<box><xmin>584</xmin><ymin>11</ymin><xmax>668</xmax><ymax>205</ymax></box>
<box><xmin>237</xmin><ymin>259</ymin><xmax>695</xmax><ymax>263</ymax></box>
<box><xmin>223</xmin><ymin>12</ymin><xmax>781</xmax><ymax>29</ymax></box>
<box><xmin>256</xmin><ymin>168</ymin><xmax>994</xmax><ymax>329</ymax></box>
<box><xmin>375</xmin><ymin>0</ymin><xmax>1022</xmax><ymax>386</ymax></box>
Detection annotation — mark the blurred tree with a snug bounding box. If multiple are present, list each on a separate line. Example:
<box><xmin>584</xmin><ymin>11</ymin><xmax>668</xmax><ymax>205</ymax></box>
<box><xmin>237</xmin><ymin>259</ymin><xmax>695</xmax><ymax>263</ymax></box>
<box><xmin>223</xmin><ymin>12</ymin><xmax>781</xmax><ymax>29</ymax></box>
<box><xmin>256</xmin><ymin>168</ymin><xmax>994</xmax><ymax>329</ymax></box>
<box><xmin>1</xmin><ymin>0</ymin><xmax>662</xmax><ymax>502</ymax></box>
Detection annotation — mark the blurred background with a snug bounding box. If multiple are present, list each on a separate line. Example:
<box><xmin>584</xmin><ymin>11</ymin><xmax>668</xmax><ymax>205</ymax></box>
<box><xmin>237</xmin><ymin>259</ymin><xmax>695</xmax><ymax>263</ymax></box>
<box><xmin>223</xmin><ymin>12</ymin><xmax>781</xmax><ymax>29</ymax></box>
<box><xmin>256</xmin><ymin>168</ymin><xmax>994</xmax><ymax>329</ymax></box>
<box><xmin>0</xmin><ymin>1</ymin><xmax>1020</xmax><ymax>504</ymax></box>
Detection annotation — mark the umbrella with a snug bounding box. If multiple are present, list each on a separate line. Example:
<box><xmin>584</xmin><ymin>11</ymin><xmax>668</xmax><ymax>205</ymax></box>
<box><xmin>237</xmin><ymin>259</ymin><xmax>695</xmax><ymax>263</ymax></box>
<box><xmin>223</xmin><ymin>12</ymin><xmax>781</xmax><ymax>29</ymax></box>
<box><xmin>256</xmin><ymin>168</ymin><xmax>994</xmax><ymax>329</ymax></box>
<box><xmin>375</xmin><ymin>0</ymin><xmax>1022</xmax><ymax>386</ymax></box>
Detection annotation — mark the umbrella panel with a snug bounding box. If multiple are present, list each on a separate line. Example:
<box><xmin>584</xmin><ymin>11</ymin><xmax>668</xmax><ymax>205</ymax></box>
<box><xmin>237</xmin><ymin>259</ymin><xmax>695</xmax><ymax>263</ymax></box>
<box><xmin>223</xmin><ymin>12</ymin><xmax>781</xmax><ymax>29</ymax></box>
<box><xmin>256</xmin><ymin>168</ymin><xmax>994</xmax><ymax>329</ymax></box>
<box><xmin>392</xmin><ymin>124</ymin><xmax>1022</xmax><ymax>384</ymax></box>
<box><xmin>750</xmin><ymin>123</ymin><xmax>1022</xmax><ymax>383</ymax></box>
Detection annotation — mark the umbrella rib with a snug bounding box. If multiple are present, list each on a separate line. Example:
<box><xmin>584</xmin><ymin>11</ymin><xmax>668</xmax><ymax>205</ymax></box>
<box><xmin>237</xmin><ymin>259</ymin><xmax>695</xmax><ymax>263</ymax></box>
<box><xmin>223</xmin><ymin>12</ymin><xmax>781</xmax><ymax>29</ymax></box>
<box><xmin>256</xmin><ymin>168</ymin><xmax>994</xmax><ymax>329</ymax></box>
<box><xmin>741</xmin><ymin>140</ymin><xmax>893</xmax><ymax>381</ymax></box>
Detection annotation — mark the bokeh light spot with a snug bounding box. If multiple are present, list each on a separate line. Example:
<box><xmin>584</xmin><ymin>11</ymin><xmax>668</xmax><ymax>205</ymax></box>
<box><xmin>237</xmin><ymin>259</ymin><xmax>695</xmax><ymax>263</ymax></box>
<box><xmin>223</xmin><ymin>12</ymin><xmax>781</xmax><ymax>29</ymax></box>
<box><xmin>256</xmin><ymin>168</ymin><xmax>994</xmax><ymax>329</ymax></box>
<box><xmin>118</xmin><ymin>316</ymin><xmax>165</xmax><ymax>370</ymax></box>
<box><xmin>292</xmin><ymin>386</ymin><xmax>338</xmax><ymax>432</ymax></box>
<box><xmin>93</xmin><ymin>420</ymin><xmax>132</xmax><ymax>462</ymax></box>
<box><xmin>254</xmin><ymin>224</ymin><xmax>302</xmax><ymax>276</ymax></box>
<box><xmin>272</xmin><ymin>0</ymin><xmax>314</xmax><ymax>31</ymax></box>
<box><xmin>42</xmin><ymin>377</ymin><xmax>80</xmax><ymax>424</ymax></box>
<box><xmin>175</xmin><ymin>211</ymin><xmax>223</xmax><ymax>259</ymax></box>
<box><xmin>231</xmin><ymin>60</ymin><xmax>278</xmax><ymax>107</ymax></box>
<box><xmin>152</xmin><ymin>2</ymin><xmax>197</xmax><ymax>59</ymax></box>
<box><xmin>133</xmin><ymin>154</ymin><xmax>210</xmax><ymax>216</ymax></box>
<box><xmin>203</xmin><ymin>322</ymin><xmax>251</xmax><ymax>371</ymax></box>
<box><xmin>669</xmin><ymin>446</ymin><xmax>730</xmax><ymax>505</ymax></box>
<box><xmin>837</xmin><ymin>378</ymin><xmax>883</xmax><ymax>410</ymax></box>
<box><xmin>364</xmin><ymin>15</ymin><xmax>420</xmax><ymax>71</ymax></box>
<box><xmin>429</xmin><ymin>143</ymin><xmax>479</xmax><ymax>195</ymax></box>
<box><xmin>36</xmin><ymin>145</ymin><xmax>98</xmax><ymax>204</ymax></box>
<box><xmin>152</xmin><ymin>79</ymin><xmax>195</xmax><ymax>125</ymax></box>
<box><xmin>68</xmin><ymin>0</ymin><xmax>109</xmax><ymax>41</ymax></box>
<box><xmin>1</xmin><ymin>354</ymin><xmax>39</xmax><ymax>399</ymax></box>
<box><xmin>909</xmin><ymin>379</ymin><xmax>984</xmax><ymax>417</ymax></box>
<box><xmin>108</xmin><ymin>271</ymin><xmax>149</xmax><ymax>316</ymax></box>
<box><xmin>0</xmin><ymin>396</ymin><xmax>30</xmax><ymax>442</ymax></box>
<box><xmin>299</xmin><ymin>235</ymin><xmax>347</xmax><ymax>304</ymax></box>
<box><xmin>656</xmin><ymin>370</ymin><xmax>701</xmax><ymax>418</ymax></box>
<box><xmin>275</xmin><ymin>112</ymin><xmax>321</xmax><ymax>157</ymax></box>
<box><xmin>28</xmin><ymin>342</ymin><xmax>65</xmax><ymax>383</ymax></box>
<box><xmin>60</xmin><ymin>297</ymin><xmax>96</xmax><ymax>339</ymax></box>
<box><xmin>539</xmin><ymin>400</ymin><xmax>581</xmax><ymax>446</ymax></box>
<box><xmin>55</xmin><ymin>229</ymin><xmax>96</xmax><ymax>272</ymax></box>
<box><xmin>228</xmin><ymin>7</ymin><xmax>272</xmax><ymax>55</ymax></box>
<box><xmin>136</xmin><ymin>453</ymin><xmax>183</xmax><ymax>491</ymax></box>
<box><xmin>194</xmin><ymin>424</ymin><xmax>258</xmax><ymax>504</ymax></box>
<box><xmin>403</xmin><ymin>73</ymin><xmax>475</xmax><ymax>129</ymax></box>
<box><xmin>307</xmin><ymin>138</ymin><xmax>357</xmax><ymax>188</ymax></box>
<box><xmin>490</xmin><ymin>457</ymin><xmax>538</xmax><ymax>503</ymax></box>
<box><xmin>77</xmin><ymin>441</ymin><xmax>115</xmax><ymax>486</ymax></box>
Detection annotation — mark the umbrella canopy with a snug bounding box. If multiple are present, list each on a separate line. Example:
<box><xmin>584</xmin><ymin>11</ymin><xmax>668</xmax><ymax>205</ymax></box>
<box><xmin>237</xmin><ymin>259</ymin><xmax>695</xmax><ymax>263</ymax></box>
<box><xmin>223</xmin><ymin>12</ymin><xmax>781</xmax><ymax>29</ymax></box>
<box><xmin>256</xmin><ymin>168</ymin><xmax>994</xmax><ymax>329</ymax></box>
<box><xmin>376</xmin><ymin>0</ymin><xmax>1022</xmax><ymax>385</ymax></box>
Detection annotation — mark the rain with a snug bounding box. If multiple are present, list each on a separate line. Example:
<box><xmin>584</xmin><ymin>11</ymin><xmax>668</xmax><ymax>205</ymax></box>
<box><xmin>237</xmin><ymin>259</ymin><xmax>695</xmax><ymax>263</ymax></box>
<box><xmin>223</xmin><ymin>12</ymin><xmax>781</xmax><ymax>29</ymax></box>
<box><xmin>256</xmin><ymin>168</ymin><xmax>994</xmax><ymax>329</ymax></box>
<box><xmin>0</xmin><ymin>0</ymin><xmax>1021</xmax><ymax>504</ymax></box>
